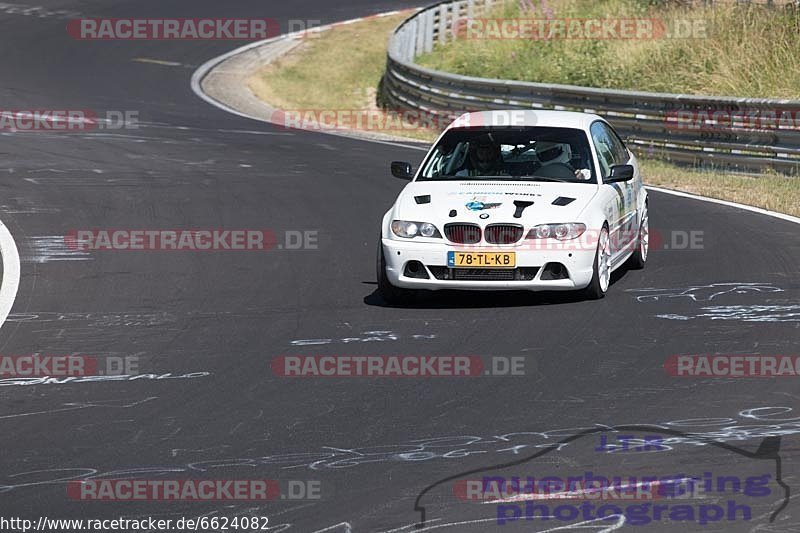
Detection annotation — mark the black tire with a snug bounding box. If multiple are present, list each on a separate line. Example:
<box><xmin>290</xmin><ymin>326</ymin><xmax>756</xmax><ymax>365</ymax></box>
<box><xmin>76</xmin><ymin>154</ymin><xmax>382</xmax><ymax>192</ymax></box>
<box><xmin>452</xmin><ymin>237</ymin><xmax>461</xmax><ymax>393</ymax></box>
<box><xmin>377</xmin><ymin>239</ymin><xmax>416</xmax><ymax>305</ymax></box>
<box><xmin>627</xmin><ymin>204</ymin><xmax>649</xmax><ymax>270</ymax></box>
<box><xmin>583</xmin><ymin>225</ymin><xmax>610</xmax><ymax>300</ymax></box>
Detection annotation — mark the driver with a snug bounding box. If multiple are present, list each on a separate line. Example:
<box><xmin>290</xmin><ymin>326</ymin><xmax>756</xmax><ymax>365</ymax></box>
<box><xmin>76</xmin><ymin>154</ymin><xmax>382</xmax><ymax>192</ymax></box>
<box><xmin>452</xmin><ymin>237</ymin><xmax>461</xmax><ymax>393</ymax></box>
<box><xmin>535</xmin><ymin>141</ymin><xmax>591</xmax><ymax>180</ymax></box>
<box><xmin>458</xmin><ymin>133</ymin><xmax>505</xmax><ymax>176</ymax></box>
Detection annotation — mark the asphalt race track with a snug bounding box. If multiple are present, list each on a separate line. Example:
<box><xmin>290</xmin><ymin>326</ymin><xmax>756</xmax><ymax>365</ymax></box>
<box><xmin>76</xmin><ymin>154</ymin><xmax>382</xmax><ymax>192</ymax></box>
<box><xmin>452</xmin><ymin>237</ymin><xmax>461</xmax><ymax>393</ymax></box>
<box><xmin>0</xmin><ymin>1</ymin><xmax>799</xmax><ymax>532</ymax></box>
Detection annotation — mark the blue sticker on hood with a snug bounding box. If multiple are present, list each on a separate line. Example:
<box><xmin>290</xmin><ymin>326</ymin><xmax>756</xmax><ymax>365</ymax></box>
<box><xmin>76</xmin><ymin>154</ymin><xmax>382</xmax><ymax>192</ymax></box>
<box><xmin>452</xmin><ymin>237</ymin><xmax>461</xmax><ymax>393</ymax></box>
<box><xmin>466</xmin><ymin>201</ymin><xmax>501</xmax><ymax>211</ymax></box>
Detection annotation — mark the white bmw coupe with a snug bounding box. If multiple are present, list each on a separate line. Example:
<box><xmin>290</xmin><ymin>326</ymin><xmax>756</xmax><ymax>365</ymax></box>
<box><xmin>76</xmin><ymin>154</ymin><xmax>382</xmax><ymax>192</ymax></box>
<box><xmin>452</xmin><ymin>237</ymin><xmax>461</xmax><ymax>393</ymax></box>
<box><xmin>378</xmin><ymin>110</ymin><xmax>648</xmax><ymax>303</ymax></box>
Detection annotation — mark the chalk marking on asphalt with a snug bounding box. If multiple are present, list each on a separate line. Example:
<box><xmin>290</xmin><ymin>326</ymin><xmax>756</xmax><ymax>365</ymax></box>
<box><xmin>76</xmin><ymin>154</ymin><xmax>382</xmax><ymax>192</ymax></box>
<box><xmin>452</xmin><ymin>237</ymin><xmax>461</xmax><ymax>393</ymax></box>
<box><xmin>627</xmin><ymin>282</ymin><xmax>783</xmax><ymax>303</ymax></box>
<box><xmin>656</xmin><ymin>305</ymin><xmax>800</xmax><ymax>323</ymax></box>
<box><xmin>23</xmin><ymin>236</ymin><xmax>91</xmax><ymax>263</ymax></box>
<box><xmin>0</xmin><ymin>218</ymin><xmax>20</xmax><ymax>331</ymax></box>
<box><xmin>0</xmin><ymin>371</ymin><xmax>211</xmax><ymax>387</ymax></box>
<box><xmin>289</xmin><ymin>331</ymin><xmax>436</xmax><ymax>346</ymax></box>
<box><xmin>0</xmin><ymin>397</ymin><xmax>157</xmax><ymax>420</ymax></box>
<box><xmin>379</xmin><ymin>515</ymin><xmax>625</xmax><ymax>532</ymax></box>
<box><xmin>0</xmin><ymin>3</ymin><xmax>82</xmax><ymax>19</ymax></box>
<box><xmin>311</xmin><ymin>523</ymin><xmax>352</xmax><ymax>533</ymax></box>
<box><xmin>132</xmin><ymin>57</ymin><xmax>184</xmax><ymax>67</ymax></box>
<box><xmin>646</xmin><ymin>185</ymin><xmax>800</xmax><ymax>226</ymax></box>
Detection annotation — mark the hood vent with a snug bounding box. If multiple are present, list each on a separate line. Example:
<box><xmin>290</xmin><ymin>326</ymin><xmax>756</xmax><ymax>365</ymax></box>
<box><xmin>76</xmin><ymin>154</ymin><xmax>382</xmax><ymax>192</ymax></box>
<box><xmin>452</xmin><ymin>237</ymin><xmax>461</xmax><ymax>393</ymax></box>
<box><xmin>414</xmin><ymin>195</ymin><xmax>431</xmax><ymax>204</ymax></box>
<box><xmin>552</xmin><ymin>197</ymin><xmax>576</xmax><ymax>206</ymax></box>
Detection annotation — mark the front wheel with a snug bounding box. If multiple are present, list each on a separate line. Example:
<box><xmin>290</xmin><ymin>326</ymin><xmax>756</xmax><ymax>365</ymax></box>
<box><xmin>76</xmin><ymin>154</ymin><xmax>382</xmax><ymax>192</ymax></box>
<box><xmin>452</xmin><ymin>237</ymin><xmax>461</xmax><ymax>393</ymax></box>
<box><xmin>583</xmin><ymin>225</ymin><xmax>611</xmax><ymax>300</ymax></box>
<box><xmin>377</xmin><ymin>239</ymin><xmax>416</xmax><ymax>305</ymax></box>
<box><xmin>627</xmin><ymin>204</ymin><xmax>649</xmax><ymax>270</ymax></box>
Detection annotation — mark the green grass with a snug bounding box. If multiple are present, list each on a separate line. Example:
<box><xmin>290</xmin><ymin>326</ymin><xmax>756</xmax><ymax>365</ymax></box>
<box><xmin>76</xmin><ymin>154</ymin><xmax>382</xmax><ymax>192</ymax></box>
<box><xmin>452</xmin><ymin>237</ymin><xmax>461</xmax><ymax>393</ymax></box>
<box><xmin>417</xmin><ymin>0</ymin><xmax>800</xmax><ymax>98</ymax></box>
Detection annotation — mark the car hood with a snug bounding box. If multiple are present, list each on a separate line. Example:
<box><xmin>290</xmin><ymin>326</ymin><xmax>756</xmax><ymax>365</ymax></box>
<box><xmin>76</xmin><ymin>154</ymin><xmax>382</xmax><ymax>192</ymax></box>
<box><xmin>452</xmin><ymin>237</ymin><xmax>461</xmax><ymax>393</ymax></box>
<box><xmin>393</xmin><ymin>180</ymin><xmax>599</xmax><ymax>225</ymax></box>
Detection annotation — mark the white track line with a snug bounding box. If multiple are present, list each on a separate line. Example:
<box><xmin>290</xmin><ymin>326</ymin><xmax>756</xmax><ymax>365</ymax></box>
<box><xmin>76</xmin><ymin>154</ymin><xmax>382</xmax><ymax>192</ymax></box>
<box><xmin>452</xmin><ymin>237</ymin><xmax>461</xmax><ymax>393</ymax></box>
<box><xmin>0</xmin><ymin>218</ymin><xmax>20</xmax><ymax>330</ymax></box>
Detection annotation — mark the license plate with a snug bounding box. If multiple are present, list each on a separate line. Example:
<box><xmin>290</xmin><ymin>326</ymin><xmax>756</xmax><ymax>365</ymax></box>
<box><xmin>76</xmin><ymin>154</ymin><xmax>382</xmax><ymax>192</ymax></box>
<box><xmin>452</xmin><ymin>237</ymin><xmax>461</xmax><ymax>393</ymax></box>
<box><xmin>448</xmin><ymin>251</ymin><xmax>516</xmax><ymax>268</ymax></box>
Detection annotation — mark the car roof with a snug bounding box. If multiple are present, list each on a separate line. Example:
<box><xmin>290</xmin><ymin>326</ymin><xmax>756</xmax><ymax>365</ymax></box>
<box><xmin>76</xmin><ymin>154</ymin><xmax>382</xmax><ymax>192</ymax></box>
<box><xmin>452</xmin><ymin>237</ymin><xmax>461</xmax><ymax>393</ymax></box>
<box><xmin>446</xmin><ymin>110</ymin><xmax>603</xmax><ymax>132</ymax></box>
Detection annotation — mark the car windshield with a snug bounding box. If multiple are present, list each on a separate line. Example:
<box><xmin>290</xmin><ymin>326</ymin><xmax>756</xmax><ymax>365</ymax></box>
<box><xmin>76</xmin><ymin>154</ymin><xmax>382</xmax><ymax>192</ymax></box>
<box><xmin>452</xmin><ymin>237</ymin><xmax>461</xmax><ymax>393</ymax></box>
<box><xmin>418</xmin><ymin>126</ymin><xmax>596</xmax><ymax>183</ymax></box>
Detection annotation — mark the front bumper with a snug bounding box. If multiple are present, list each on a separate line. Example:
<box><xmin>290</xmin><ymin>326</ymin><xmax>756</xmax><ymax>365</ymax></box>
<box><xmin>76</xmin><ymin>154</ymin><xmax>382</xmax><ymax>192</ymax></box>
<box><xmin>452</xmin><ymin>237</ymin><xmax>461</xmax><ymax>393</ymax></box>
<box><xmin>381</xmin><ymin>237</ymin><xmax>595</xmax><ymax>291</ymax></box>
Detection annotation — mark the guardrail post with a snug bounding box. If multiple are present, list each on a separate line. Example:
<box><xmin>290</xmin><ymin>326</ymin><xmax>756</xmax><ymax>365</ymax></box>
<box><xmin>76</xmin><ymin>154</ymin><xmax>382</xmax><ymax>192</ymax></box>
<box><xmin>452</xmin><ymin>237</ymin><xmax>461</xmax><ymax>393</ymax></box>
<box><xmin>423</xmin><ymin>9</ymin><xmax>434</xmax><ymax>53</ymax></box>
<box><xmin>438</xmin><ymin>4</ymin><xmax>448</xmax><ymax>45</ymax></box>
<box><xmin>408</xmin><ymin>19</ymin><xmax>418</xmax><ymax>61</ymax></box>
<box><xmin>415</xmin><ymin>14</ymin><xmax>425</xmax><ymax>57</ymax></box>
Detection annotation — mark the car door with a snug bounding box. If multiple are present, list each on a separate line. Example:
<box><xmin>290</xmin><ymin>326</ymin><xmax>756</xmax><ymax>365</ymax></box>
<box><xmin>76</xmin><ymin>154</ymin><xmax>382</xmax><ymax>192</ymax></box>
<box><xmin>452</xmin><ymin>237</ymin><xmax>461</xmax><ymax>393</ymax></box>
<box><xmin>590</xmin><ymin>121</ymin><xmax>636</xmax><ymax>259</ymax></box>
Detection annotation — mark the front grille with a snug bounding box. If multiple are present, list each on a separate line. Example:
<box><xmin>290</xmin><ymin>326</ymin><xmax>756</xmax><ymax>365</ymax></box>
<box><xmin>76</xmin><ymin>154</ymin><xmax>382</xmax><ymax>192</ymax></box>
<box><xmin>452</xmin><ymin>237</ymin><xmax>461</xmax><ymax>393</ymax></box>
<box><xmin>428</xmin><ymin>266</ymin><xmax>540</xmax><ymax>281</ymax></box>
<box><xmin>484</xmin><ymin>224</ymin><xmax>524</xmax><ymax>244</ymax></box>
<box><xmin>444</xmin><ymin>223</ymin><xmax>481</xmax><ymax>244</ymax></box>
<box><xmin>453</xmin><ymin>269</ymin><xmax>515</xmax><ymax>281</ymax></box>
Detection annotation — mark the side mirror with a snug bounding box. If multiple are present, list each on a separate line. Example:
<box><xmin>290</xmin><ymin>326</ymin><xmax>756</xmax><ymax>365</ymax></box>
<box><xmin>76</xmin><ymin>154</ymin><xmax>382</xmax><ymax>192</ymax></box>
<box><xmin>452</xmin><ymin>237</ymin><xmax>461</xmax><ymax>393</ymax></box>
<box><xmin>605</xmin><ymin>164</ymin><xmax>634</xmax><ymax>183</ymax></box>
<box><xmin>391</xmin><ymin>161</ymin><xmax>413</xmax><ymax>180</ymax></box>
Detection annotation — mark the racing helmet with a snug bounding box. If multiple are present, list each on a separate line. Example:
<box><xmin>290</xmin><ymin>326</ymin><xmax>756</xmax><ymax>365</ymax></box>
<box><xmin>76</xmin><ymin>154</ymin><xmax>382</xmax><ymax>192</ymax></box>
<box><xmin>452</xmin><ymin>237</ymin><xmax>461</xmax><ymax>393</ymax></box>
<box><xmin>535</xmin><ymin>141</ymin><xmax>572</xmax><ymax>165</ymax></box>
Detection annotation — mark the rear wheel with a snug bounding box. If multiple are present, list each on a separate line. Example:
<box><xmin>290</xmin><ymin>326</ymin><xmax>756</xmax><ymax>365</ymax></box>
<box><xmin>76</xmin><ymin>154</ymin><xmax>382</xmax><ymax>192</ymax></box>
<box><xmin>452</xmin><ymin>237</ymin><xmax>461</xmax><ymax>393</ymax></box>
<box><xmin>627</xmin><ymin>204</ymin><xmax>649</xmax><ymax>269</ymax></box>
<box><xmin>583</xmin><ymin>225</ymin><xmax>611</xmax><ymax>300</ymax></box>
<box><xmin>377</xmin><ymin>239</ymin><xmax>416</xmax><ymax>305</ymax></box>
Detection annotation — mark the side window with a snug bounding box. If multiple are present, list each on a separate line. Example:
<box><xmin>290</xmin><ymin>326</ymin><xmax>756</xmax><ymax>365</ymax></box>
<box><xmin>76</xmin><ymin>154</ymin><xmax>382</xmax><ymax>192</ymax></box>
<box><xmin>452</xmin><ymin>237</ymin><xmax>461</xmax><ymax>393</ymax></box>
<box><xmin>590</xmin><ymin>122</ymin><xmax>615</xmax><ymax>178</ymax></box>
<box><xmin>603</xmin><ymin>123</ymin><xmax>630</xmax><ymax>165</ymax></box>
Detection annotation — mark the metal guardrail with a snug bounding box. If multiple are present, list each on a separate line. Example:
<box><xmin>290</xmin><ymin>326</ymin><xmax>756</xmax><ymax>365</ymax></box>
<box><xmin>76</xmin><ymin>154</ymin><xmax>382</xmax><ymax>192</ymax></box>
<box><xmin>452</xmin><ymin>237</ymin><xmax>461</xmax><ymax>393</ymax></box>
<box><xmin>381</xmin><ymin>0</ymin><xmax>800</xmax><ymax>174</ymax></box>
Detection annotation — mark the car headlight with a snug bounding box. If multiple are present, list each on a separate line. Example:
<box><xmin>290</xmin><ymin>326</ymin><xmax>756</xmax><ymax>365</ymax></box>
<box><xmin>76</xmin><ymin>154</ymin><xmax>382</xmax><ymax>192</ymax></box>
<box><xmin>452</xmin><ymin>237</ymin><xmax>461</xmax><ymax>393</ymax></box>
<box><xmin>391</xmin><ymin>220</ymin><xmax>442</xmax><ymax>239</ymax></box>
<box><xmin>526</xmin><ymin>223</ymin><xmax>586</xmax><ymax>240</ymax></box>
